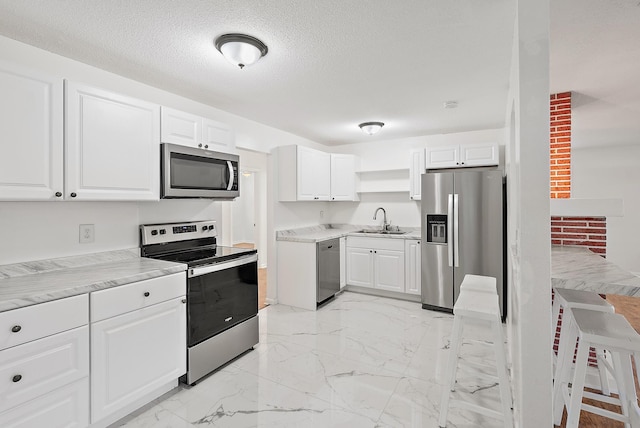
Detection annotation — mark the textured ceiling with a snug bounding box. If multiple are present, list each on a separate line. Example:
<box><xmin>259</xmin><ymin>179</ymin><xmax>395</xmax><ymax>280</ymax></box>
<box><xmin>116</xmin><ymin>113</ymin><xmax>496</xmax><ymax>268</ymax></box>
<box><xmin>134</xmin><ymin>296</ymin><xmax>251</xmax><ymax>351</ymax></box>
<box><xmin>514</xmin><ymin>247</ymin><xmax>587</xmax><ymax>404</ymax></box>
<box><xmin>0</xmin><ymin>1</ymin><xmax>637</xmax><ymax>148</ymax></box>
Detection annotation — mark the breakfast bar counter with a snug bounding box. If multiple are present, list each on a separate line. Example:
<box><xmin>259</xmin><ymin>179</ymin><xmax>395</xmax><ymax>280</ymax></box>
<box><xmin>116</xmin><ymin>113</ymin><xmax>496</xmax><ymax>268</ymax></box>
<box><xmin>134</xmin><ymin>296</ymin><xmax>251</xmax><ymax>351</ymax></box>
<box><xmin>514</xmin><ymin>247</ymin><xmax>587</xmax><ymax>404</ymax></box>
<box><xmin>551</xmin><ymin>246</ymin><xmax>640</xmax><ymax>296</ymax></box>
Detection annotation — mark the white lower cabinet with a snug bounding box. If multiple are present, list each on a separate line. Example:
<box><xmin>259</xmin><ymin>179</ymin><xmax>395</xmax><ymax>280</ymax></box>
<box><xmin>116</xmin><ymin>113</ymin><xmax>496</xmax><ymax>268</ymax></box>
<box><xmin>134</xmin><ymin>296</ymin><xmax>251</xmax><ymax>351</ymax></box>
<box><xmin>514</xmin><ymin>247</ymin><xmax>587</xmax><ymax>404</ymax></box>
<box><xmin>0</xmin><ymin>294</ymin><xmax>89</xmax><ymax>428</ymax></box>
<box><xmin>346</xmin><ymin>237</ymin><xmax>405</xmax><ymax>292</ymax></box>
<box><xmin>0</xmin><ymin>378</ymin><xmax>89</xmax><ymax>428</ymax></box>
<box><xmin>90</xmin><ymin>273</ymin><xmax>186</xmax><ymax>424</ymax></box>
<box><xmin>405</xmin><ymin>240</ymin><xmax>421</xmax><ymax>295</ymax></box>
<box><xmin>90</xmin><ymin>296</ymin><xmax>186</xmax><ymax>423</ymax></box>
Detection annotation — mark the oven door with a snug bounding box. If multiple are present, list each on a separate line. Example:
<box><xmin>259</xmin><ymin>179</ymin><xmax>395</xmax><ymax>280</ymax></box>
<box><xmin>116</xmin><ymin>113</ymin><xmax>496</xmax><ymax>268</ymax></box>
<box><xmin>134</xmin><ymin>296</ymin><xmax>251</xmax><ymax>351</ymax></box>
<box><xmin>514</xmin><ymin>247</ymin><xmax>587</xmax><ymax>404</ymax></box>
<box><xmin>186</xmin><ymin>254</ymin><xmax>258</xmax><ymax>347</ymax></box>
<box><xmin>161</xmin><ymin>143</ymin><xmax>239</xmax><ymax>199</ymax></box>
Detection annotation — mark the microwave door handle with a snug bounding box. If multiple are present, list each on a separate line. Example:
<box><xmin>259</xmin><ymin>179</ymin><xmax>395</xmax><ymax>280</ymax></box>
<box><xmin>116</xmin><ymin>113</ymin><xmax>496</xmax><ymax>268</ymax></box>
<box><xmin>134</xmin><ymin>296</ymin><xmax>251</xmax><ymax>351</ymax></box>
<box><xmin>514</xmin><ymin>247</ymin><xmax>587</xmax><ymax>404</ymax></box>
<box><xmin>226</xmin><ymin>161</ymin><xmax>234</xmax><ymax>191</ymax></box>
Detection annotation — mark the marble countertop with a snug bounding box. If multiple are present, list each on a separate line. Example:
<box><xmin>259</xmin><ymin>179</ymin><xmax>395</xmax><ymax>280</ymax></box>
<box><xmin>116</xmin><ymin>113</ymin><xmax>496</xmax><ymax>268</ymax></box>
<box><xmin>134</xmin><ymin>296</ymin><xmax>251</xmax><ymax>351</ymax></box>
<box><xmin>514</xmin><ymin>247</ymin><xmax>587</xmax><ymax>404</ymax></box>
<box><xmin>552</xmin><ymin>246</ymin><xmax>640</xmax><ymax>296</ymax></box>
<box><xmin>276</xmin><ymin>224</ymin><xmax>421</xmax><ymax>243</ymax></box>
<box><xmin>0</xmin><ymin>249</ymin><xmax>187</xmax><ymax>312</ymax></box>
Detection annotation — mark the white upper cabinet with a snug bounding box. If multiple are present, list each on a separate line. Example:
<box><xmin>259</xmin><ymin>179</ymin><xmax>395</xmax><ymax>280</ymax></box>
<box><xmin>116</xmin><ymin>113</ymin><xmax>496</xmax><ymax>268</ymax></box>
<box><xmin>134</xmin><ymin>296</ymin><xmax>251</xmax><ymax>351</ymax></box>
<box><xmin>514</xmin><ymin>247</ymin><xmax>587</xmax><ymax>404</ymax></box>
<box><xmin>278</xmin><ymin>145</ymin><xmax>332</xmax><ymax>201</ymax></box>
<box><xmin>459</xmin><ymin>143</ymin><xmax>499</xmax><ymax>167</ymax></box>
<box><xmin>65</xmin><ymin>82</ymin><xmax>160</xmax><ymax>201</ymax></box>
<box><xmin>426</xmin><ymin>143</ymin><xmax>499</xmax><ymax>169</ymax></box>
<box><xmin>409</xmin><ymin>149</ymin><xmax>425</xmax><ymax>200</ymax></box>
<box><xmin>330</xmin><ymin>153</ymin><xmax>356</xmax><ymax>201</ymax></box>
<box><xmin>0</xmin><ymin>62</ymin><xmax>64</xmax><ymax>201</ymax></box>
<box><xmin>161</xmin><ymin>107</ymin><xmax>234</xmax><ymax>153</ymax></box>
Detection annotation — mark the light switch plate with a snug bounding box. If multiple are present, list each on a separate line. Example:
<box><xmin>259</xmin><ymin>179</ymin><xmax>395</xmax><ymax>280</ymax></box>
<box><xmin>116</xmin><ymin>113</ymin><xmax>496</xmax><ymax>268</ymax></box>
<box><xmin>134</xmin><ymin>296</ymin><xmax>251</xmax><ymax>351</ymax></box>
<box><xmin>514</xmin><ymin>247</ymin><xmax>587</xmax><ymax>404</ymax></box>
<box><xmin>79</xmin><ymin>224</ymin><xmax>95</xmax><ymax>244</ymax></box>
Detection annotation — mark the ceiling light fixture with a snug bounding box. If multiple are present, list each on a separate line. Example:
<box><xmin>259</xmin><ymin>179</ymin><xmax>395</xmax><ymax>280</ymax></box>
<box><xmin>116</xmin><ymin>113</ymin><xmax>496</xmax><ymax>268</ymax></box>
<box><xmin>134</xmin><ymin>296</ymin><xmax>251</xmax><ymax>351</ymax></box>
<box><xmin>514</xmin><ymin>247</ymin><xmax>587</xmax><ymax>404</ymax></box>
<box><xmin>358</xmin><ymin>121</ymin><xmax>385</xmax><ymax>135</ymax></box>
<box><xmin>214</xmin><ymin>33</ymin><xmax>268</xmax><ymax>69</ymax></box>
<box><xmin>443</xmin><ymin>101</ymin><xmax>458</xmax><ymax>109</ymax></box>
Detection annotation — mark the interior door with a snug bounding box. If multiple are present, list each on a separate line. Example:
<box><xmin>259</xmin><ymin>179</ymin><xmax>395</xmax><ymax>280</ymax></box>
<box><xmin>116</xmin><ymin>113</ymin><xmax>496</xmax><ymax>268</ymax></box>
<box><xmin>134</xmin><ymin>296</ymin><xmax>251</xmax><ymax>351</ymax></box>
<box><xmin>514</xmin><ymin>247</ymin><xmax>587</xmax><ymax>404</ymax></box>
<box><xmin>421</xmin><ymin>172</ymin><xmax>454</xmax><ymax>309</ymax></box>
<box><xmin>453</xmin><ymin>170</ymin><xmax>504</xmax><ymax>315</ymax></box>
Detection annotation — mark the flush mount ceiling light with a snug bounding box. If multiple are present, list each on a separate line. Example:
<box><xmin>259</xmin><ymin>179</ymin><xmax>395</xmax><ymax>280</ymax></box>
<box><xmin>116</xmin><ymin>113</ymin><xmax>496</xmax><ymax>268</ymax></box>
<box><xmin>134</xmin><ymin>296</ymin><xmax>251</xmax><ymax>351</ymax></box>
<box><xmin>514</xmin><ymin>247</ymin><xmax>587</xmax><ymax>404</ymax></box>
<box><xmin>443</xmin><ymin>100</ymin><xmax>458</xmax><ymax>109</ymax></box>
<box><xmin>214</xmin><ymin>33</ymin><xmax>268</xmax><ymax>69</ymax></box>
<box><xmin>358</xmin><ymin>121</ymin><xmax>385</xmax><ymax>135</ymax></box>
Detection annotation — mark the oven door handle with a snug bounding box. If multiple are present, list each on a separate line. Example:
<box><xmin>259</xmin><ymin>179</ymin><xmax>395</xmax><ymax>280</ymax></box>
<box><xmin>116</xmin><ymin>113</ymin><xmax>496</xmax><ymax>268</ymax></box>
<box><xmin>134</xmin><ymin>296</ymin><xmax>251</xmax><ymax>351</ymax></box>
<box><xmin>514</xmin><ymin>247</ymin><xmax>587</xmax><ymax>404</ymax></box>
<box><xmin>188</xmin><ymin>254</ymin><xmax>258</xmax><ymax>278</ymax></box>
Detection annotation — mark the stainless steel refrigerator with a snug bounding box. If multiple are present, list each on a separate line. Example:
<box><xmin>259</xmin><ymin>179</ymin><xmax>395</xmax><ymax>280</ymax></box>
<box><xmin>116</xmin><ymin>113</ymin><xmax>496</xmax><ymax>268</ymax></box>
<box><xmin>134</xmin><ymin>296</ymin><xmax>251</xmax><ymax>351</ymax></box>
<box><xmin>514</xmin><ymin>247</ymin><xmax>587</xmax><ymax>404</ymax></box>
<box><xmin>421</xmin><ymin>170</ymin><xmax>505</xmax><ymax>317</ymax></box>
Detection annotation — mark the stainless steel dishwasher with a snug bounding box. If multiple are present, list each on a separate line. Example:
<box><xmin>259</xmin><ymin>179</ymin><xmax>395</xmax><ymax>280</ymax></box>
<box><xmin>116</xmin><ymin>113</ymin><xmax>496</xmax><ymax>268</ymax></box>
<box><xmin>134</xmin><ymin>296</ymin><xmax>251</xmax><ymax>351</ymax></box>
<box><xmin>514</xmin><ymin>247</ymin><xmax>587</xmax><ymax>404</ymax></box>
<box><xmin>317</xmin><ymin>238</ymin><xmax>341</xmax><ymax>304</ymax></box>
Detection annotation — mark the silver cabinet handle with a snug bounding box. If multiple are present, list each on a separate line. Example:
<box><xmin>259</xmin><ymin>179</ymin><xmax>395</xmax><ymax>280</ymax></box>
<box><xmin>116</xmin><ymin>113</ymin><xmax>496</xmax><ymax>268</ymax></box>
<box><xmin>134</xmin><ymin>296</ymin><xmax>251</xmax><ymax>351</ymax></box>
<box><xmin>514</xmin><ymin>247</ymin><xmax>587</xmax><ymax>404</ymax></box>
<box><xmin>11</xmin><ymin>325</ymin><xmax>21</xmax><ymax>333</ymax></box>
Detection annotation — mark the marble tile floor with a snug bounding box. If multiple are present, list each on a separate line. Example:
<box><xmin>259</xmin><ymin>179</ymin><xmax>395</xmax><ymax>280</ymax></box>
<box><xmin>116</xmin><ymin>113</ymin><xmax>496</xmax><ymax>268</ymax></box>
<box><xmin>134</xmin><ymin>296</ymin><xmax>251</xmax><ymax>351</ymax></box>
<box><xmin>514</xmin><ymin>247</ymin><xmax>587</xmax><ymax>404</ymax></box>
<box><xmin>112</xmin><ymin>291</ymin><xmax>510</xmax><ymax>428</ymax></box>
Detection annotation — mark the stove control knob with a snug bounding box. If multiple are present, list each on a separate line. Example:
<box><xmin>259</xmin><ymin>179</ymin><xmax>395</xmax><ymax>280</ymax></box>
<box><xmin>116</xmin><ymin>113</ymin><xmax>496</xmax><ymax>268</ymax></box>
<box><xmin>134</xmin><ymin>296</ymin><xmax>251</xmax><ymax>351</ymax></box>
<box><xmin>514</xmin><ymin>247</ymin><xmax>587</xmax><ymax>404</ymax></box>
<box><xmin>159</xmin><ymin>229</ymin><xmax>166</xmax><ymax>235</ymax></box>
<box><xmin>208</xmin><ymin>225</ymin><xmax>214</xmax><ymax>230</ymax></box>
<box><xmin>151</xmin><ymin>230</ymin><xmax>158</xmax><ymax>236</ymax></box>
<box><xmin>202</xmin><ymin>226</ymin><xmax>208</xmax><ymax>231</ymax></box>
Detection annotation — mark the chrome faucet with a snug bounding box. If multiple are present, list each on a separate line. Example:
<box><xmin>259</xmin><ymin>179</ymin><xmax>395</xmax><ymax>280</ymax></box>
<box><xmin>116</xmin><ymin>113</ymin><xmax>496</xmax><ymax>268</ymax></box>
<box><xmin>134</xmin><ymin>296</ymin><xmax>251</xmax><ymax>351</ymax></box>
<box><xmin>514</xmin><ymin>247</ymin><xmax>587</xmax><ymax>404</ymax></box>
<box><xmin>373</xmin><ymin>207</ymin><xmax>388</xmax><ymax>230</ymax></box>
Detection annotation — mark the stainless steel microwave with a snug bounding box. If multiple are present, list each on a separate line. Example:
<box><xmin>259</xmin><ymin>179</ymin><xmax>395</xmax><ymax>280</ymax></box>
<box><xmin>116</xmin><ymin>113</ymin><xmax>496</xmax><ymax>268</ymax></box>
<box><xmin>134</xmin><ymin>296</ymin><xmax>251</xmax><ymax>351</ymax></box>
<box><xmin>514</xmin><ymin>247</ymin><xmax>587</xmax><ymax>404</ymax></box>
<box><xmin>161</xmin><ymin>143</ymin><xmax>239</xmax><ymax>199</ymax></box>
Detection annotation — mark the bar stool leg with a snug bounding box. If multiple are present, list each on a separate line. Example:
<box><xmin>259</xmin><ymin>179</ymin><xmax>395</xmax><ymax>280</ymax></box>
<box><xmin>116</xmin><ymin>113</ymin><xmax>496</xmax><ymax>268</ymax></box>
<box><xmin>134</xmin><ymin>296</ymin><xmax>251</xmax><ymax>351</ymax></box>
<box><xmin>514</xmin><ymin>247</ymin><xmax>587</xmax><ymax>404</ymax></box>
<box><xmin>491</xmin><ymin>316</ymin><xmax>514</xmax><ymax>428</ymax></box>
<box><xmin>612</xmin><ymin>351</ymin><xmax>633</xmax><ymax>428</ymax></box>
<box><xmin>566</xmin><ymin>339</ymin><xmax>591</xmax><ymax>428</ymax></box>
<box><xmin>551</xmin><ymin>296</ymin><xmax>561</xmax><ymax>364</ymax></box>
<box><xmin>439</xmin><ymin>314</ymin><xmax>464</xmax><ymax>428</ymax></box>
<box><xmin>553</xmin><ymin>317</ymin><xmax>576</xmax><ymax>425</ymax></box>
<box><xmin>595</xmin><ymin>347</ymin><xmax>611</xmax><ymax>396</ymax></box>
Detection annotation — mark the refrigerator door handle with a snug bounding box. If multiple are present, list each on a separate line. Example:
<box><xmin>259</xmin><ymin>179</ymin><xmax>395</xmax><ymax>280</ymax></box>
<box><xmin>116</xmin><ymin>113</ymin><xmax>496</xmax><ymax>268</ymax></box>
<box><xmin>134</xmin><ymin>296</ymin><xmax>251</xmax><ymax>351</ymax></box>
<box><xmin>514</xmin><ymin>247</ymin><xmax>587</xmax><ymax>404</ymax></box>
<box><xmin>454</xmin><ymin>193</ymin><xmax>460</xmax><ymax>267</ymax></box>
<box><xmin>447</xmin><ymin>194</ymin><xmax>454</xmax><ymax>267</ymax></box>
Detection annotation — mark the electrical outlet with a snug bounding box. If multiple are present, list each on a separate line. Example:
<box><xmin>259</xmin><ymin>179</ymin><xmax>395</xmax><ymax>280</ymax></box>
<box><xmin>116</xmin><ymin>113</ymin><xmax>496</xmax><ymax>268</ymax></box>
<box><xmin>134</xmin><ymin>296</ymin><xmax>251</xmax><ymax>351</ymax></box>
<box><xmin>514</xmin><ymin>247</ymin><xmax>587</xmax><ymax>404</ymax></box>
<box><xmin>79</xmin><ymin>224</ymin><xmax>95</xmax><ymax>244</ymax></box>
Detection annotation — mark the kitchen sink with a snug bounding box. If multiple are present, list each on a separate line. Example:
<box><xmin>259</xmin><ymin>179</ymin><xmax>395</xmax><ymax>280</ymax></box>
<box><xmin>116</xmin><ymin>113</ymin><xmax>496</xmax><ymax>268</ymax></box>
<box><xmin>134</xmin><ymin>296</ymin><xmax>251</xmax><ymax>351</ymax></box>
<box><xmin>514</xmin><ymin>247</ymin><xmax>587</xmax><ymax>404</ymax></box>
<box><xmin>358</xmin><ymin>229</ymin><xmax>407</xmax><ymax>235</ymax></box>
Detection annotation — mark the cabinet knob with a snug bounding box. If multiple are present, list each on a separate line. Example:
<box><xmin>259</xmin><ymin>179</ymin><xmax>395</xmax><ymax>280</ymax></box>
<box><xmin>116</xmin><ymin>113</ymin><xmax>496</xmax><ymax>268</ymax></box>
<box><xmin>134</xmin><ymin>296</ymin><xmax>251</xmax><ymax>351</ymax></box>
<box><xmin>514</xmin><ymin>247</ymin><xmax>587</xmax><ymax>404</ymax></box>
<box><xmin>332</xmin><ymin>197</ymin><xmax>335</xmax><ymax>200</ymax></box>
<box><xmin>55</xmin><ymin>192</ymin><xmax>62</xmax><ymax>197</ymax></box>
<box><xmin>198</xmin><ymin>143</ymin><xmax>203</xmax><ymax>148</ymax></box>
<box><xmin>374</xmin><ymin>250</ymin><xmax>377</xmax><ymax>254</ymax></box>
<box><xmin>144</xmin><ymin>291</ymin><xmax>150</xmax><ymax>297</ymax></box>
<box><xmin>12</xmin><ymin>374</ymin><xmax>22</xmax><ymax>383</ymax></box>
<box><xmin>204</xmin><ymin>144</ymin><xmax>209</xmax><ymax>149</ymax></box>
<box><xmin>461</xmin><ymin>162</ymin><xmax>465</xmax><ymax>165</ymax></box>
<box><xmin>369</xmin><ymin>250</ymin><xmax>373</xmax><ymax>253</ymax></box>
<box><xmin>418</xmin><ymin>241</ymin><xmax>421</xmax><ymax>244</ymax></box>
<box><xmin>181</xmin><ymin>299</ymin><xmax>186</xmax><ymax>304</ymax></box>
<box><xmin>70</xmin><ymin>192</ymin><xmax>77</xmax><ymax>198</ymax></box>
<box><xmin>456</xmin><ymin>162</ymin><xmax>460</xmax><ymax>165</ymax></box>
<box><xmin>11</xmin><ymin>325</ymin><xmax>21</xmax><ymax>333</ymax></box>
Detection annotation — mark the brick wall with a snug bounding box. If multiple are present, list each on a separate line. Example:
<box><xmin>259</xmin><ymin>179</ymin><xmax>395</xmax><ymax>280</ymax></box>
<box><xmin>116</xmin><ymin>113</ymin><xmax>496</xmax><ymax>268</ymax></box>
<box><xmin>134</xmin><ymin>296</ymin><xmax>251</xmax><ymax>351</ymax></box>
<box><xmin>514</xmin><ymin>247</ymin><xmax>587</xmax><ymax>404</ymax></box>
<box><xmin>550</xmin><ymin>92</ymin><xmax>572</xmax><ymax>198</ymax></box>
<box><xmin>551</xmin><ymin>216</ymin><xmax>607</xmax><ymax>257</ymax></box>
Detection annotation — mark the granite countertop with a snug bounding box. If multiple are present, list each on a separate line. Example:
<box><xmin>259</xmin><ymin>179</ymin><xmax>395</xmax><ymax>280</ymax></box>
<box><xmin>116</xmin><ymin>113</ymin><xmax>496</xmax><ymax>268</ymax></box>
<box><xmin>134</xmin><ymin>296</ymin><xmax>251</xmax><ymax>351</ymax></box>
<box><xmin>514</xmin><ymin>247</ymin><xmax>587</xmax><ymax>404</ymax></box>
<box><xmin>0</xmin><ymin>249</ymin><xmax>187</xmax><ymax>312</ymax></box>
<box><xmin>276</xmin><ymin>224</ymin><xmax>421</xmax><ymax>243</ymax></box>
<box><xmin>552</xmin><ymin>246</ymin><xmax>640</xmax><ymax>296</ymax></box>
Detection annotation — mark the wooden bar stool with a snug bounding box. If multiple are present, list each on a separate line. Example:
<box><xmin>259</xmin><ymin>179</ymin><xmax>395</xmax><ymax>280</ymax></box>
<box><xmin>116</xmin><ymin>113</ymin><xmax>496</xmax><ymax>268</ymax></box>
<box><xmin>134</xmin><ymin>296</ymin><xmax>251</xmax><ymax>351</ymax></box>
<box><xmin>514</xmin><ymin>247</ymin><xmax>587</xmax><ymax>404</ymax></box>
<box><xmin>552</xmin><ymin>288</ymin><xmax>614</xmax><ymax>395</ymax></box>
<box><xmin>460</xmin><ymin>274</ymin><xmax>497</xmax><ymax>294</ymax></box>
<box><xmin>553</xmin><ymin>308</ymin><xmax>640</xmax><ymax>428</ymax></box>
<box><xmin>439</xmin><ymin>288</ymin><xmax>513</xmax><ymax>428</ymax></box>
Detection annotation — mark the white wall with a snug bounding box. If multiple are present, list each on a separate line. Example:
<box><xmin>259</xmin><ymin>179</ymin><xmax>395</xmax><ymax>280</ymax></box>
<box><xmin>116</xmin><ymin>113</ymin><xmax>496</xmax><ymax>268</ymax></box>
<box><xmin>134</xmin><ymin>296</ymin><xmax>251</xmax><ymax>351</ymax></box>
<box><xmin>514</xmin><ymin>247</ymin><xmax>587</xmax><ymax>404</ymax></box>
<box><xmin>0</xmin><ymin>35</ymin><xmax>322</xmax><ymax>266</ymax></box>
<box><xmin>504</xmin><ymin>0</ymin><xmax>552</xmax><ymax>426</ymax></box>
<box><xmin>572</xmin><ymin>145</ymin><xmax>640</xmax><ymax>272</ymax></box>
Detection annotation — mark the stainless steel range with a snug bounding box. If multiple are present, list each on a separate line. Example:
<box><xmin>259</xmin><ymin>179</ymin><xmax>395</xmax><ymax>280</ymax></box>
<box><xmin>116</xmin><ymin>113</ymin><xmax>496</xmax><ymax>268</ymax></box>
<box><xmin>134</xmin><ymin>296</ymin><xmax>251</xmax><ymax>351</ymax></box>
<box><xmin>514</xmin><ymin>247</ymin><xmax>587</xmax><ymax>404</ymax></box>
<box><xmin>140</xmin><ymin>220</ymin><xmax>258</xmax><ymax>385</ymax></box>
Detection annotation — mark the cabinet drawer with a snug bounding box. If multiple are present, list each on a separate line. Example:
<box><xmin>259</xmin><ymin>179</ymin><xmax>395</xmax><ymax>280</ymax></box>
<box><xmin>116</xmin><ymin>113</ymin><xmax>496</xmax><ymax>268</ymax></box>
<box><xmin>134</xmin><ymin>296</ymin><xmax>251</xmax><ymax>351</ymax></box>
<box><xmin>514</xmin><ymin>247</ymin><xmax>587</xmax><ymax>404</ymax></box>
<box><xmin>0</xmin><ymin>377</ymin><xmax>89</xmax><ymax>428</ymax></box>
<box><xmin>346</xmin><ymin>237</ymin><xmax>405</xmax><ymax>251</ymax></box>
<box><xmin>0</xmin><ymin>326</ymin><xmax>89</xmax><ymax>413</ymax></box>
<box><xmin>90</xmin><ymin>272</ymin><xmax>186</xmax><ymax>322</ymax></box>
<box><xmin>0</xmin><ymin>294</ymin><xmax>88</xmax><ymax>351</ymax></box>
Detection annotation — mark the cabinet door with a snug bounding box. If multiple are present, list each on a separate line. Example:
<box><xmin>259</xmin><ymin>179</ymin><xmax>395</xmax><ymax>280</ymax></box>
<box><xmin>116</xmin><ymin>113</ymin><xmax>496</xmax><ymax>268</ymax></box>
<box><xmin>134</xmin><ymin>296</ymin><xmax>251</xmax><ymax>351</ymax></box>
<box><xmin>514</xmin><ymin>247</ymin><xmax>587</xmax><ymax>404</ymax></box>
<box><xmin>66</xmin><ymin>82</ymin><xmax>160</xmax><ymax>201</ymax></box>
<box><xmin>346</xmin><ymin>247</ymin><xmax>373</xmax><ymax>288</ymax></box>
<box><xmin>0</xmin><ymin>378</ymin><xmax>89</xmax><ymax>428</ymax></box>
<box><xmin>409</xmin><ymin>149</ymin><xmax>425</xmax><ymax>200</ymax></box>
<box><xmin>0</xmin><ymin>326</ymin><xmax>89</xmax><ymax>413</ymax></box>
<box><xmin>330</xmin><ymin>154</ymin><xmax>355</xmax><ymax>201</ymax></box>
<box><xmin>459</xmin><ymin>143</ymin><xmax>499</xmax><ymax>167</ymax></box>
<box><xmin>160</xmin><ymin>106</ymin><xmax>200</xmax><ymax>147</ymax></box>
<box><xmin>296</xmin><ymin>146</ymin><xmax>330</xmax><ymax>201</ymax></box>
<box><xmin>0</xmin><ymin>63</ymin><xmax>63</xmax><ymax>201</ymax></box>
<box><xmin>91</xmin><ymin>297</ymin><xmax>186</xmax><ymax>423</ymax></box>
<box><xmin>374</xmin><ymin>249</ymin><xmax>405</xmax><ymax>292</ymax></box>
<box><xmin>425</xmin><ymin>146</ymin><xmax>459</xmax><ymax>169</ymax></box>
<box><xmin>202</xmin><ymin>117</ymin><xmax>234</xmax><ymax>153</ymax></box>
<box><xmin>405</xmin><ymin>240</ymin><xmax>421</xmax><ymax>295</ymax></box>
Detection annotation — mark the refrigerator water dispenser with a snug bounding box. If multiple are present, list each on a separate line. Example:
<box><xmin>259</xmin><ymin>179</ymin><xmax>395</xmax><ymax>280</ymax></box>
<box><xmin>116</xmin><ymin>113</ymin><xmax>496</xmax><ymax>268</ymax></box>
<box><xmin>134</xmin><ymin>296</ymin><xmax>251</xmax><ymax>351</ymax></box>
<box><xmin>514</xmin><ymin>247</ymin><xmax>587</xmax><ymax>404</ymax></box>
<box><xmin>426</xmin><ymin>214</ymin><xmax>447</xmax><ymax>244</ymax></box>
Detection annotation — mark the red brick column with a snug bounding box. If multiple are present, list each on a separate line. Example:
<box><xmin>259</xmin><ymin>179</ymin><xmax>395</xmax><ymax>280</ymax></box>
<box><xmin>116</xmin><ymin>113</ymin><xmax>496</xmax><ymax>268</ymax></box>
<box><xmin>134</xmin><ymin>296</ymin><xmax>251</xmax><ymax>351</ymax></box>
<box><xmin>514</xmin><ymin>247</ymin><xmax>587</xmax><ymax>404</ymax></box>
<box><xmin>550</xmin><ymin>92</ymin><xmax>572</xmax><ymax>198</ymax></box>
